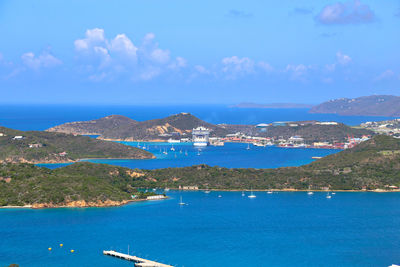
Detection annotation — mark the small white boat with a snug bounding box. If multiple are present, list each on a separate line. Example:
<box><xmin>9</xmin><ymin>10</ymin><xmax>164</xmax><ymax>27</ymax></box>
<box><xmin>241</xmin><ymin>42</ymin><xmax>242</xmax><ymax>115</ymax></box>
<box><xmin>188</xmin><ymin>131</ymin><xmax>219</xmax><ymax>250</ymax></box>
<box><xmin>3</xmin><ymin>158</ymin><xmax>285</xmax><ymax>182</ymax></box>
<box><xmin>326</xmin><ymin>193</ymin><xmax>332</xmax><ymax>199</ymax></box>
<box><xmin>170</xmin><ymin>145</ymin><xmax>175</xmax><ymax>151</ymax></box>
<box><xmin>267</xmin><ymin>191</ymin><xmax>273</xmax><ymax>194</ymax></box>
<box><xmin>332</xmin><ymin>192</ymin><xmax>336</xmax><ymax>195</ymax></box>
<box><xmin>241</xmin><ymin>191</ymin><xmax>245</xmax><ymax>197</ymax></box>
<box><xmin>248</xmin><ymin>189</ymin><xmax>256</xmax><ymax>198</ymax></box>
<box><xmin>218</xmin><ymin>195</ymin><xmax>222</xmax><ymax>198</ymax></box>
<box><xmin>164</xmin><ymin>188</ymin><xmax>170</xmax><ymax>192</ymax></box>
<box><xmin>307</xmin><ymin>191</ymin><xmax>314</xmax><ymax>195</ymax></box>
<box><xmin>179</xmin><ymin>196</ymin><xmax>185</xmax><ymax>205</ymax></box>
<box><xmin>204</xmin><ymin>190</ymin><xmax>211</xmax><ymax>194</ymax></box>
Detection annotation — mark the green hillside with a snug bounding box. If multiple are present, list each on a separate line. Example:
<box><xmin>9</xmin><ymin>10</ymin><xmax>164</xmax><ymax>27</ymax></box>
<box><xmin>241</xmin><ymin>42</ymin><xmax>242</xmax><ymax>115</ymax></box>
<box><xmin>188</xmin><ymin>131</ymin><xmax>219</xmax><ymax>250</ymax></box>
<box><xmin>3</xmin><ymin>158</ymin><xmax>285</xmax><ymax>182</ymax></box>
<box><xmin>0</xmin><ymin>126</ymin><xmax>154</xmax><ymax>163</ymax></box>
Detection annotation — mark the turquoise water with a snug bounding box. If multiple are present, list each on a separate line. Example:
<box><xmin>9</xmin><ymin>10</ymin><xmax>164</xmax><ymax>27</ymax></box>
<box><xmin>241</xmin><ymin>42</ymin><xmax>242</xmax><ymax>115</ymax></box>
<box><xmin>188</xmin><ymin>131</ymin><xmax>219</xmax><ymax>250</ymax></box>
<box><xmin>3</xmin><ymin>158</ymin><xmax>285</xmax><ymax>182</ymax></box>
<box><xmin>2</xmin><ymin>106</ymin><xmax>399</xmax><ymax>267</ymax></box>
<box><xmin>37</xmin><ymin>142</ymin><xmax>339</xmax><ymax>170</ymax></box>
<box><xmin>1</xmin><ymin>191</ymin><xmax>400</xmax><ymax>267</ymax></box>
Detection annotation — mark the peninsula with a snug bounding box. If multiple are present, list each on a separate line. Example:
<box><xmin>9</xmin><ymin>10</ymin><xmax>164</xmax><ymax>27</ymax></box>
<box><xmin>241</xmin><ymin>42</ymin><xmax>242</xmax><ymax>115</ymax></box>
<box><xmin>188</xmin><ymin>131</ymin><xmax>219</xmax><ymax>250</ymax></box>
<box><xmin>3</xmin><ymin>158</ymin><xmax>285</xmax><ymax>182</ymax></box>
<box><xmin>0</xmin><ymin>126</ymin><xmax>154</xmax><ymax>164</ymax></box>
<box><xmin>1</xmin><ymin>135</ymin><xmax>399</xmax><ymax>208</ymax></box>
<box><xmin>309</xmin><ymin>95</ymin><xmax>400</xmax><ymax>116</ymax></box>
<box><xmin>46</xmin><ymin>113</ymin><xmax>373</xmax><ymax>144</ymax></box>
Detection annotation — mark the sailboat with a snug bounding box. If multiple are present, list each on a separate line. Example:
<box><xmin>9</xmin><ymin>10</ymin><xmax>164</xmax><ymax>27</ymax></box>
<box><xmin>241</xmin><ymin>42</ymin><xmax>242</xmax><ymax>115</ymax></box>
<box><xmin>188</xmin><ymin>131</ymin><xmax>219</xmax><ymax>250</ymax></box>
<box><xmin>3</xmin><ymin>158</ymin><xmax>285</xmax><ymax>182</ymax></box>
<box><xmin>185</xmin><ymin>150</ymin><xmax>188</xmax><ymax>156</ymax></box>
<box><xmin>248</xmin><ymin>189</ymin><xmax>256</xmax><ymax>198</ymax></box>
<box><xmin>180</xmin><ymin>149</ymin><xmax>183</xmax><ymax>154</ymax></box>
<box><xmin>241</xmin><ymin>191</ymin><xmax>245</xmax><ymax>197</ymax></box>
<box><xmin>179</xmin><ymin>196</ymin><xmax>185</xmax><ymax>205</ymax></box>
<box><xmin>246</xmin><ymin>143</ymin><xmax>250</xmax><ymax>150</ymax></box>
<box><xmin>170</xmin><ymin>144</ymin><xmax>175</xmax><ymax>151</ymax></box>
<box><xmin>197</xmin><ymin>150</ymin><xmax>200</xmax><ymax>156</ymax></box>
<box><xmin>326</xmin><ymin>192</ymin><xmax>332</xmax><ymax>199</ymax></box>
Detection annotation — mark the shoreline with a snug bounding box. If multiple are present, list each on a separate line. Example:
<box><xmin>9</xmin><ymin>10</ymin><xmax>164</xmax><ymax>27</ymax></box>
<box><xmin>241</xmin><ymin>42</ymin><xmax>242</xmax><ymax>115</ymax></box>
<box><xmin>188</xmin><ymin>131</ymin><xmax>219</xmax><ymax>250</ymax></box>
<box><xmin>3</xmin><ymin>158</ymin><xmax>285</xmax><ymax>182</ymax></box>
<box><xmin>162</xmin><ymin>188</ymin><xmax>400</xmax><ymax>193</ymax></box>
<box><xmin>0</xmin><ymin>197</ymin><xmax>168</xmax><ymax>210</ymax></box>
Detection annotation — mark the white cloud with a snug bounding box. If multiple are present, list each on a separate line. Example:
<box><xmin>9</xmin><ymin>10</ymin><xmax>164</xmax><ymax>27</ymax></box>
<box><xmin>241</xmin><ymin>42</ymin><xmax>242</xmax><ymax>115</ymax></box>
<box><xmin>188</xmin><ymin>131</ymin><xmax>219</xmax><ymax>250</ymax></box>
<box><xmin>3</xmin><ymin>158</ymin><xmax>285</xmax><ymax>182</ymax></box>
<box><xmin>74</xmin><ymin>28</ymin><xmax>105</xmax><ymax>51</ymax></box>
<box><xmin>21</xmin><ymin>51</ymin><xmax>62</xmax><ymax>70</ymax></box>
<box><xmin>109</xmin><ymin>34</ymin><xmax>137</xmax><ymax>59</ymax></box>
<box><xmin>316</xmin><ymin>0</ymin><xmax>375</xmax><ymax>25</ymax></box>
<box><xmin>374</xmin><ymin>69</ymin><xmax>396</xmax><ymax>81</ymax></box>
<box><xmin>168</xmin><ymin>57</ymin><xmax>187</xmax><ymax>70</ymax></box>
<box><xmin>286</xmin><ymin>64</ymin><xmax>309</xmax><ymax>80</ymax></box>
<box><xmin>194</xmin><ymin>65</ymin><xmax>209</xmax><ymax>74</ymax></box>
<box><xmin>150</xmin><ymin>48</ymin><xmax>170</xmax><ymax>64</ymax></box>
<box><xmin>221</xmin><ymin>56</ymin><xmax>255</xmax><ymax>78</ymax></box>
<box><xmin>258</xmin><ymin>61</ymin><xmax>274</xmax><ymax>72</ymax></box>
<box><xmin>336</xmin><ymin>52</ymin><xmax>352</xmax><ymax>65</ymax></box>
<box><xmin>74</xmin><ymin>28</ymin><xmax>186</xmax><ymax>81</ymax></box>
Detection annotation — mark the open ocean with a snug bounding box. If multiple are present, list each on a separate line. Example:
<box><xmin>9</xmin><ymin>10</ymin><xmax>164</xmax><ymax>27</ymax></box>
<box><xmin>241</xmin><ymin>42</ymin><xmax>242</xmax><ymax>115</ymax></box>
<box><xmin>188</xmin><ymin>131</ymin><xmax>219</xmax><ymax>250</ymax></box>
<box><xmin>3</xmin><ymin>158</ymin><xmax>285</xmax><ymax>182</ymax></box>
<box><xmin>1</xmin><ymin>105</ymin><xmax>400</xmax><ymax>266</ymax></box>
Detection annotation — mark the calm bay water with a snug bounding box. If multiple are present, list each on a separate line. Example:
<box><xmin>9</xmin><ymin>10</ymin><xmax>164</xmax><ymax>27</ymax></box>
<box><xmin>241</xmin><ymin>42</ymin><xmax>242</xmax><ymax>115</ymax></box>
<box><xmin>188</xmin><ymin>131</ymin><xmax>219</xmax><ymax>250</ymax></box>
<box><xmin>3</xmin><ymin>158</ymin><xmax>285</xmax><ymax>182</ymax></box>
<box><xmin>1</xmin><ymin>105</ymin><xmax>400</xmax><ymax>267</ymax></box>
<box><xmin>38</xmin><ymin>142</ymin><xmax>338</xmax><ymax>170</ymax></box>
<box><xmin>1</xmin><ymin>191</ymin><xmax>400</xmax><ymax>267</ymax></box>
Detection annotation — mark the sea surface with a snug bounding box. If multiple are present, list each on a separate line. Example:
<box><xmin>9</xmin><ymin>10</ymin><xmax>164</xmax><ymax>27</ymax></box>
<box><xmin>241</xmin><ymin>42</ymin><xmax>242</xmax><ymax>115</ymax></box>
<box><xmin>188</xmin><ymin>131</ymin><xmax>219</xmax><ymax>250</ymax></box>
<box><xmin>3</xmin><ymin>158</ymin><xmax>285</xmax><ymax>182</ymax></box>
<box><xmin>2</xmin><ymin>105</ymin><xmax>400</xmax><ymax>267</ymax></box>
<box><xmin>38</xmin><ymin>142</ymin><xmax>339</xmax><ymax>170</ymax></box>
<box><xmin>1</xmin><ymin>191</ymin><xmax>400</xmax><ymax>267</ymax></box>
<box><xmin>0</xmin><ymin>104</ymin><xmax>396</xmax><ymax>131</ymax></box>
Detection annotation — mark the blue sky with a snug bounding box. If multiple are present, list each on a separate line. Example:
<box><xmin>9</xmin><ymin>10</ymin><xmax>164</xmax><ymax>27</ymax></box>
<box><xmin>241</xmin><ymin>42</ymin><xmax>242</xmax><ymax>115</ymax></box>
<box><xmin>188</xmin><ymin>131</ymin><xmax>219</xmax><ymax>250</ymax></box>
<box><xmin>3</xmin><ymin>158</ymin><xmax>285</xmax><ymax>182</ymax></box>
<box><xmin>0</xmin><ymin>0</ymin><xmax>399</xmax><ymax>104</ymax></box>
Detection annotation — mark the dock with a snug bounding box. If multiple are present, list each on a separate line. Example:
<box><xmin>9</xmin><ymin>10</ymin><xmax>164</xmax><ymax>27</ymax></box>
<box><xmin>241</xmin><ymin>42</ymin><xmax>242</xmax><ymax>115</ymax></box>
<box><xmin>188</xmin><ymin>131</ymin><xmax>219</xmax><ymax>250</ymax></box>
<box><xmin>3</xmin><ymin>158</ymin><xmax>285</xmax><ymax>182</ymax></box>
<box><xmin>103</xmin><ymin>250</ymin><xmax>173</xmax><ymax>267</ymax></box>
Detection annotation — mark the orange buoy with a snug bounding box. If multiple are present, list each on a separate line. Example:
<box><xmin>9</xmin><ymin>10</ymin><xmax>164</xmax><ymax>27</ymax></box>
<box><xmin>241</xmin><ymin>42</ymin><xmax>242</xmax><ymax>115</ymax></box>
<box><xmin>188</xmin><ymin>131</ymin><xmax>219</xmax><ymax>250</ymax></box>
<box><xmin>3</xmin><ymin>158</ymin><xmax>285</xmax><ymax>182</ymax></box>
<box><xmin>48</xmin><ymin>247</ymin><xmax>52</xmax><ymax>251</ymax></box>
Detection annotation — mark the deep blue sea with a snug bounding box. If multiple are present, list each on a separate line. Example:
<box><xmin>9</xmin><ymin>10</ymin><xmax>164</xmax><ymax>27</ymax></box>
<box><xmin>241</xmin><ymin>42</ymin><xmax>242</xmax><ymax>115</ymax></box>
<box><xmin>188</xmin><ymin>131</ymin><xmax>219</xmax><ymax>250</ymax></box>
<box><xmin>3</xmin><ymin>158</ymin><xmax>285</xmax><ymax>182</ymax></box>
<box><xmin>0</xmin><ymin>104</ymin><xmax>396</xmax><ymax>131</ymax></box>
<box><xmin>1</xmin><ymin>105</ymin><xmax>400</xmax><ymax>267</ymax></box>
<box><xmin>1</xmin><ymin>191</ymin><xmax>400</xmax><ymax>267</ymax></box>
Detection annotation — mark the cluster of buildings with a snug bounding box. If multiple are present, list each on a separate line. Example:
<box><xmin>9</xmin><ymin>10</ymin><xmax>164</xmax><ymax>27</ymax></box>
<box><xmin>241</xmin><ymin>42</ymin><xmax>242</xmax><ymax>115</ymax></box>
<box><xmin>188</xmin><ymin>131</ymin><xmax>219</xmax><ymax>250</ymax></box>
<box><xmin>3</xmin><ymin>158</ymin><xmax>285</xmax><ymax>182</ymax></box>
<box><xmin>361</xmin><ymin>119</ymin><xmax>400</xmax><ymax>137</ymax></box>
<box><xmin>164</xmin><ymin>121</ymin><xmax>372</xmax><ymax>150</ymax></box>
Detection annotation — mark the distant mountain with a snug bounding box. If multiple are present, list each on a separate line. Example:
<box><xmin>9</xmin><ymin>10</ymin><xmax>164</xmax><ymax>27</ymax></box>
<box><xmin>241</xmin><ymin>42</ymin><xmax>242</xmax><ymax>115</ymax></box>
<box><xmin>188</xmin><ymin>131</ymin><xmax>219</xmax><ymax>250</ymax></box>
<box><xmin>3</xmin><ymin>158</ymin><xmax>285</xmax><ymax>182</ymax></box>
<box><xmin>47</xmin><ymin>113</ymin><xmax>229</xmax><ymax>141</ymax></box>
<box><xmin>309</xmin><ymin>95</ymin><xmax>400</xmax><ymax>116</ymax></box>
<box><xmin>231</xmin><ymin>102</ymin><xmax>313</xmax><ymax>109</ymax></box>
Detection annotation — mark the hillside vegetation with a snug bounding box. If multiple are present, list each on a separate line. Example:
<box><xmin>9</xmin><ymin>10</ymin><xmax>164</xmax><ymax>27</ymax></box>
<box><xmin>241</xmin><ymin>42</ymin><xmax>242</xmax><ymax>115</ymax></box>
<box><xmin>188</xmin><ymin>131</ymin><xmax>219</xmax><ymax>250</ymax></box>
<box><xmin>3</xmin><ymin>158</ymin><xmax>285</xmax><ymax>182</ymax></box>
<box><xmin>0</xmin><ymin>163</ymin><xmax>157</xmax><ymax>207</ymax></box>
<box><xmin>309</xmin><ymin>95</ymin><xmax>400</xmax><ymax>116</ymax></box>
<box><xmin>1</xmin><ymin>135</ymin><xmax>399</xmax><ymax>208</ymax></box>
<box><xmin>0</xmin><ymin>126</ymin><xmax>153</xmax><ymax>163</ymax></box>
<box><xmin>47</xmin><ymin>113</ymin><xmax>228</xmax><ymax>141</ymax></box>
<box><xmin>136</xmin><ymin>135</ymin><xmax>400</xmax><ymax>190</ymax></box>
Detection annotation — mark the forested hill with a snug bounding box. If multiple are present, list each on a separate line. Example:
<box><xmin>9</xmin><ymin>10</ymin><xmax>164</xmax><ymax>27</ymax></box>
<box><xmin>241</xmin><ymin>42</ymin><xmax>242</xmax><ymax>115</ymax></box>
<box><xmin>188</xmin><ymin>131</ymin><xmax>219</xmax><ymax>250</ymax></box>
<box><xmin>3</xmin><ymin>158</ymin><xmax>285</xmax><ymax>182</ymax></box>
<box><xmin>1</xmin><ymin>135</ymin><xmax>399</xmax><ymax>207</ymax></box>
<box><xmin>47</xmin><ymin>113</ymin><xmax>228</xmax><ymax>141</ymax></box>
<box><xmin>0</xmin><ymin>126</ymin><xmax>154</xmax><ymax>164</ymax></box>
<box><xmin>309</xmin><ymin>95</ymin><xmax>400</xmax><ymax>116</ymax></box>
<box><xmin>137</xmin><ymin>135</ymin><xmax>400</xmax><ymax>191</ymax></box>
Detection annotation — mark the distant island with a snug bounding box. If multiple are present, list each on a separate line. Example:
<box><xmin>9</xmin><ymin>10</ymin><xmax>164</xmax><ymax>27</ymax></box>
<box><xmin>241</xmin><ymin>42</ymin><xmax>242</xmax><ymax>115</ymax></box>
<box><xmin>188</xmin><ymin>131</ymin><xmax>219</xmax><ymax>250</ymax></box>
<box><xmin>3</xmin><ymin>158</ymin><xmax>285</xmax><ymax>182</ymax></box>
<box><xmin>0</xmin><ymin>126</ymin><xmax>154</xmax><ymax>164</ymax></box>
<box><xmin>231</xmin><ymin>102</ymin><xmax>314</xmax><ymax>109</ymax></box>
<box><xmin>46</xmin><ymin>113</ymin><xmax>373</xmax><ymax>143</ymax></box>
<box><xmin>1</xmin><ymin>134</ymin><xmax>399</xmax><ymax>208</ymax></box>
<box><xmin>309</xmin><ymin>95</ymin><xmax>400</xmax><ymax>116</ymax></box>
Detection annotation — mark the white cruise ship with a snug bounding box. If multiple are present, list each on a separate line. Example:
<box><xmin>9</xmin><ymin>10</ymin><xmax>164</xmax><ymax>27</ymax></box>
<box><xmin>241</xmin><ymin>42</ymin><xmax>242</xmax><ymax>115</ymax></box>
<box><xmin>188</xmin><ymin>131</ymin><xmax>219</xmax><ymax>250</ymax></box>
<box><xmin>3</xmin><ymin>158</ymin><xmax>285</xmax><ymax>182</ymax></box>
<box><xmin>192</xmin><ymin>126</ymin><xmax>210</xmax><ymax>146</ymax></box>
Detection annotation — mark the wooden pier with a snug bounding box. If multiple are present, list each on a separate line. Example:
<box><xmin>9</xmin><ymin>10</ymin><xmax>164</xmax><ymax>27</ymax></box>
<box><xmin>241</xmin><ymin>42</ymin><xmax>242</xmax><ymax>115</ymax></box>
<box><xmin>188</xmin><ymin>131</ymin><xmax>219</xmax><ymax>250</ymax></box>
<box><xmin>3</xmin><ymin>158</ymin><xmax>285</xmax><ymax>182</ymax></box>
<box><xmin>103</xmin><ymin>250</ymin><xmax>173</xmax><ymax>267</ymax></box>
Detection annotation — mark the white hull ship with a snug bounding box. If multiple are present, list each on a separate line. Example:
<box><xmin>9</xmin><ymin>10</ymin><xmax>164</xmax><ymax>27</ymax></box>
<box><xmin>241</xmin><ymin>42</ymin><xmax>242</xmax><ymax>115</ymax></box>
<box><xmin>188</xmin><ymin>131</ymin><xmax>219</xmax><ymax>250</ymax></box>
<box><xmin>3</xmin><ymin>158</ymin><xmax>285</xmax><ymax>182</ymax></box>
<box><xmin>192</xmin><ymin>126</ymin><xmax>210</xmax><ymax>147</ymax></box>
